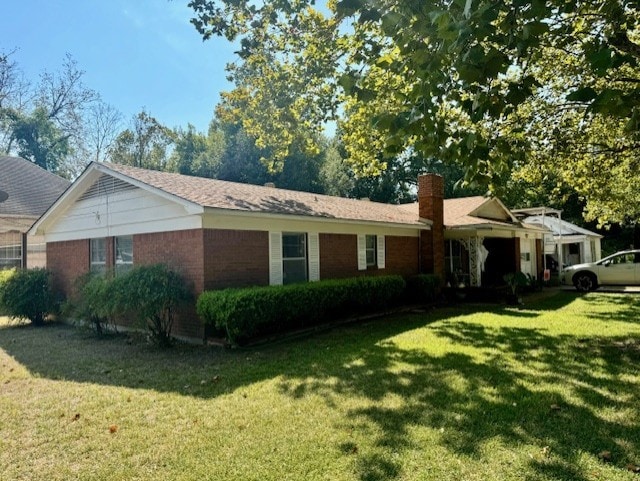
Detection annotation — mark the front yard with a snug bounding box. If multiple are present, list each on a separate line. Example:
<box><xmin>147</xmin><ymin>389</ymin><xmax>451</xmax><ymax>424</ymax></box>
<box><xmin>1</xmin><ymin>291</ymin><xmax>639</xmax><ymax>481</ymax></box>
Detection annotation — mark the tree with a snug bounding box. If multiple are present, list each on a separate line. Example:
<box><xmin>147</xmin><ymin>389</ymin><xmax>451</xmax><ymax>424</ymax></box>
<box><xmin>6</xmin><ymin>107</ymin><xmax>69</xmax><ymax>171</ymax></box>
<box><xmin>109</xmin><ymin>110</ymin><xmax>174</xmax><ymax>170</ymax></box>
<box><xmin>0</xmin><ymin>51</ymin><xmax>111</xmax><ymax>178</ymax></box>
<box><xmin>189</xmin><ymin>0</ymin><xmax>640</xmax><ymax>227</ymax></box>
<box><xmin>85</xmin><ymin>101</ymin><xmax>123</xmax><ymax>163</ymax></box>
<box><xmin>168</xmin><ymin>122</ymin><xmax>225</xmax><ymax>178</ymax></box>
<box><xmin>215</xmin><ymin>119</ymin><xmax>326</xmax><ymax>193</ymax></box>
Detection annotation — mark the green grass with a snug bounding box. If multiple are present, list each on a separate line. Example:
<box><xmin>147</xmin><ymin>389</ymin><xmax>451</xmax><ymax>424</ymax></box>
<box><xmin>1</xmin><ymin>291</ymin><xmax>639</xmax><ymax>481</ymax></box>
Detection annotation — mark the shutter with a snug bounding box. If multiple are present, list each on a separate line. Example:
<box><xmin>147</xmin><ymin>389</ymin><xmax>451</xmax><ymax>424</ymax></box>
<box><xmin>269</xmin><ymin>232</ymin><xmax>283</xmax><ymax>285</ymax></box>
<box><xmin>357</xmin><ymin>234</ymin><xmax>366</xmax><ymax>271</ymax></box>
<box><xmin>377</xmin><ymin>235</ymin><xmax>386</xmax><ymax>269</ymax></box>
<box><xmin>308</xmin><ymin>232</ymin><xmax>320</xmax><ymax>281</ymax></box>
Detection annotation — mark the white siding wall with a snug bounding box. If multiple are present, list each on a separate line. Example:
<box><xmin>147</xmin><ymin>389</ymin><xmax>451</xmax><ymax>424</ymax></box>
<box><xmin>43</xmin><ymin>187</ymin><xmax>202</xmax><ymax>242</ymax></box>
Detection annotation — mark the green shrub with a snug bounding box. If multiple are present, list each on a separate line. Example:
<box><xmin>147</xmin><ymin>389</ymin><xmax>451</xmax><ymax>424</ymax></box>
<box><xmin>0</xmin><ymin>268</ymin><xmax>54</xmax><ymax>325</ymax></box>
<box><xmin>0</xmin><ymin>269</ymin><xmax>17</xmax><ymax>315</ymax></box>
<box><xmin>64</xmin><ymin>272</ymin><xmax>116</xmax><ymax>335</ymax></box>
<box><xmin>405</xmin><ymin>274</ymin><xmax>441</xmax><ymax>304</ymax></box>
<box><xmin>115</xmin><ymin>264</ymin><xmax>192</xmax><ymax>347</ymax></box>
<box><xmin>197</xmin><ymin>275</ymin><xmax>406</xmax><ymax>345</ymax></box>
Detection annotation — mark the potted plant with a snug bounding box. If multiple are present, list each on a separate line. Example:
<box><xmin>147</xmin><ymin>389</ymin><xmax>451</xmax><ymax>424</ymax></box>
<box><xmin>503</xmin><ymin>271</ymin><xmax>528</xmax><ymax>305</ymax></box>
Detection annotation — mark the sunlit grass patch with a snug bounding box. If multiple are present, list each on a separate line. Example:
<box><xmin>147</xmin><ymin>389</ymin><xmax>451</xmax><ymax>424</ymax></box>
<box><xmin>1</xmin><ymin>291</ymin><xmax>639</xmax><ymax>480</ymax></box>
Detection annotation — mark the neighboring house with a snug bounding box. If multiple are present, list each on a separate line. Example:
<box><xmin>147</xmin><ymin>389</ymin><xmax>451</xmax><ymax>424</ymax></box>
<box><xmin>512</xmin><ymin>207</ymin><xmax>603</xmax><ymax>269</ymax></box>
<box><xmin>30</xmin><ymin>162</ymin><xmax>445</xmax><ymax>340</ymax></box>
<box><xmin>0</xmin><ymin>156</ymin><xmax>70</xmax><ymax>269</ymax></box>
<box><xmin>401</xmin><ymin>196</ymin><xmax>548</xmax><ymax>287</ymax></box>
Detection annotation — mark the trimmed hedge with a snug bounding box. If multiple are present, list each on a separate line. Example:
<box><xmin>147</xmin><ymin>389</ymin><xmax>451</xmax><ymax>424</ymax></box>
<box><xmin>197</xmin><ymin>275</ymin><xmax>407</xmax><ymax>345</ymax></box>
<box><xmin>405</xmin><ymin>274</ymin><xmax>441</xmax><ymax>304</ymax></box>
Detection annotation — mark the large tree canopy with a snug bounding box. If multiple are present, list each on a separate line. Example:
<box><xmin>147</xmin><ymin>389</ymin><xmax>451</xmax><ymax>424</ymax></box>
<box><xmin>189</xmin><ymin>0</ymin><xmax>639</xmax><ymax>226</ymax></box>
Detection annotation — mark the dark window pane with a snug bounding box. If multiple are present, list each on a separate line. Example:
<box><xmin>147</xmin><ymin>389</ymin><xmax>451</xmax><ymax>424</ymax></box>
<box><xmin>283</xmin><ymin>259</ymin><xmax>307</xmax><ymax>284</ymax></box>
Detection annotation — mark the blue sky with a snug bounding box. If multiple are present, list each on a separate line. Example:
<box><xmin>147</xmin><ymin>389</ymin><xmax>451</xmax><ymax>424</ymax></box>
<box><xmin>1</xmin><ymin>0</ymin><xmax>237</xmax><ymax>132</ymax></box>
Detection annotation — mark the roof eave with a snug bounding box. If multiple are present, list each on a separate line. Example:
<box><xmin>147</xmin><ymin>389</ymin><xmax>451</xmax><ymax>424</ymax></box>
<box><xmin>203</xmin><ymin>206</ymin><xmax>432</xmax><ymax>230</ymax></box>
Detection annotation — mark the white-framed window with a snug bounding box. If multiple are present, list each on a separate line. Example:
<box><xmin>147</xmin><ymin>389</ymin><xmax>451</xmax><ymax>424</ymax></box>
<box><xmin>269</xmin><ymin>231</ymin><xmax>320</xmax><ymax>285</ymax></box>
<box><xmin>114</xmin><ymin>236</ymin><xmax>133</xmax><ymax>276</ymax></box>
<box><xmin>366</xmin><ymin>235</ymin><xmax>377</xmax><ymax>267</ymax></box>
<box><xmin>358</xmin><ymin>234</ymin><xmax>385</xmax><ymax>270</ymax></box>
<box><xmin>90</xmin><ymin>238</ymin><xmax>106</xmax><ymax>274</ymax></box>
<box><xmin>0</xmin><ymin>232</ymin><xmax>22</xmax><ymax>269</ymax></box>
<box><xmin>282</xmin><ymin>232</ymin><xmax>308</xmax><ymax>285</ymax></box>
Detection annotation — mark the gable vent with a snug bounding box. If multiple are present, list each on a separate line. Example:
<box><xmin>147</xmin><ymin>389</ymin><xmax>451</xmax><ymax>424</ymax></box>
<box><xmin>78</xmin><ymin>174</ymin><xmax>137</xmax><ymax>202</ymax></box>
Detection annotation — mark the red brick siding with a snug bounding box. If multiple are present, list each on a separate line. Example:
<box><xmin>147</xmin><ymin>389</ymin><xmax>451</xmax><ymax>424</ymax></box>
<box><xmin>384</xmin><ymin>236</ymin><xmax>420</xmax><ymax>277</ymax></box>
<box><xmin>319</xmin><ymin>233</ymin><xmax>419</xmax><ymax>279</ymax></box>
<box><xmin>418</xmin><ymin>174</ymin><xmax>444</xmax><ymax>279</ymax></box>
<box><xmin>133</xmin><ymin>229</ymin><xmax>205</xmax><ymax>340</ymax></box>
<box><xmin>202</xmin><ymin>229</ymin><xmax>269</xmax><ymax>290</ymax></box>
<box><xmin>319</xmin><ymin>233</ymin><xmax>359</xmax><ymax>279</ymax></box>
<box><xmin>47</xmin><ymin>239</ymin><xmax>90</xmax><ymax>297</ymax></box>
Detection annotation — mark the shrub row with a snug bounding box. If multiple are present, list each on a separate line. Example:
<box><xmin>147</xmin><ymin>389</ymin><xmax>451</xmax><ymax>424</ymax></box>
<box><xmin>65</xmin><ymin>264</ymin><xmax>191</xmax><ymax>346</ymax></box>
<box><xmin>0</xmin><ymin>268</ymin><xmax>54</xmax><ymax>325</ymax></box>
<box><xmin>197</xmin><ymin>274</ymin><xmax>440</xmax><ymax>345</ymax></box>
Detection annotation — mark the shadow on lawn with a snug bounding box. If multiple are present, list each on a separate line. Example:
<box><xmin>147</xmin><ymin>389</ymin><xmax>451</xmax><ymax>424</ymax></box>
<box><xmin>1</xmin><ymin>290</ymin><xmax>638</xmax><ymax>481</ymax></box>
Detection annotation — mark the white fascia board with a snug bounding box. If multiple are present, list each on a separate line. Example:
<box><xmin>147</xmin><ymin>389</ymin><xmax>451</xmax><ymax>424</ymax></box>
<box><xmin>29</xmin><ymin>162</ymin><xmax>203</xmax><ymax>236</ymax></box>
<box><xmin>445</xmin><ymin>225</ymin><xmax>545</xmax><ymax>239</ymax></box>
<box><xmin>554</xmin><ymin>234</ymin><xmax>588</xmax><ymax>243</ymax></box>
<box><xmin>492</xmin><ymin>197</ymin><xmax>520</xmax><ymax>223</ymax></box>
<box><xmin>29</xmin><ymin>165</ymin><xmax>100</xmax><ymax>236</ymax></box>
<box><xmin>203</xmin><ymin>206</ymin><xmax>432</xmax><ymax>233</ymax></box>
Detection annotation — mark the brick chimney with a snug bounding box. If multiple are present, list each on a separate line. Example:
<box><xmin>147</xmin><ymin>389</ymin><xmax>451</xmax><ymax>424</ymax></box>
<box><xmin>418</xmin><ymin>174</ymin><xmax>445</xmax><ymax>280</ymax></box>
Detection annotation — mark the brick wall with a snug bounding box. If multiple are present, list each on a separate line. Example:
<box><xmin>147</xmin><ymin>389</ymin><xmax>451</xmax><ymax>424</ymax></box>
<box><xmin>319</xmin><ymin>233</ymin><xmax>359</xmax><ymax>279</ymax></box>
<box><xmin>133</xmin><ymin>229</ymin><xmax>205</xmax><ymax>292</ymax></box>
<box><xmin>385</xmin><ymin>236</ymin><xmax>420</xmax><ymax>277</ymax></box>
<box><xmin>319</xmin><ymin>233</ymin><xmax>419</xmax><ymax>279</ymax></box>
<box><xmin>202</xmin><ymin>229</ymin><xmax>269</xmax><ymax>290</ymax></box>
<box><xmin>133</xmin><ymin>229</ymin><xmax>205</xmax><ymax>340</ymax></box>
<box><xmin>418</xmin><ymin>174</ymin><xmax>444</xmax><ymax>280</ymax></box>
<box><xmin>47</xmin><ymin>239</ymin><xmax>90</xmax><ymax>297</ymax></box>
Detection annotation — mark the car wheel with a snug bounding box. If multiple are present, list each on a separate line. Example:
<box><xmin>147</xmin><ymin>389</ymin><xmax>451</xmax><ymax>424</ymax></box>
<box><xmin>573</xmin><ymin>272</ymin><xmax>597</xmax><ymax>292</ymax></box>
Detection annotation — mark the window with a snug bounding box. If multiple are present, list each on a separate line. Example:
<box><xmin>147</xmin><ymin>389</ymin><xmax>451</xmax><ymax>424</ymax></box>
<box><xmin>365</xmin><ymin>235</ymin><xmax>377</xmax><ymax>267</ymax></box>
<box><xmin>358</xmin><ymin>234</ymin><xmax>385</xmax><ymax>270</ymax></box>
<box><xmin>0</xmin><ymin>232</ymin><xmax>22</xmax><ymax>269</ymax></box>
<box><xmin>114</xmin><ymin>236</ymin><xmax>133</xmax><ymax>276</ymax></box>
<box><xmin>282</xmin><ymin>232</ymin><xmax>307</xmax><ymax>284</ymax></box>
<box><xmin>90</xmin><ymin>238</ymin><xmax>106</xmax><ymax>274</ymax></box>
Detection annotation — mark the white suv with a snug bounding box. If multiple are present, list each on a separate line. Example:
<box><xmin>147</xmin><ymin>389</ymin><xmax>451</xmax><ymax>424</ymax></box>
<box><xmin>561</xmin><ymin>249</ymin><xmax>640</xmax><ymax>292</ymax></box>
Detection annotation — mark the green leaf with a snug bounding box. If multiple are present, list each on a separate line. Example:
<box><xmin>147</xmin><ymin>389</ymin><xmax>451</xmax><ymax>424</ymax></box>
<box><xmin>587</xmin><ymin>47</ymin><xmax>614</xmax><ymax>76</ymax></box>
<box><xmin>566</xmin><ymin>87</ymin><xmax>598</xmax><ymax>102</ymax></box>
<box><xmin>337</xmin><ymin>73</ymin><xmax>356</xmax><ymax>94</ymax></box>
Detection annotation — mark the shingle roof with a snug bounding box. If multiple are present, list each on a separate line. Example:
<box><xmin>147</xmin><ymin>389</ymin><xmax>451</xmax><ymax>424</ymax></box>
<box><xmin>101</xmin><ymin>162</ymin><xmax>427</xmax><ymax>227</ymax></box>
<box><xmin>398</xmin><ymin>196</ymin><xmax>527</xmax><ymax>229</ymax></box>
<box><xmin>0</xmin><ymin>156</ymin><xmax>70</xmax><ymax>217</ymax></box>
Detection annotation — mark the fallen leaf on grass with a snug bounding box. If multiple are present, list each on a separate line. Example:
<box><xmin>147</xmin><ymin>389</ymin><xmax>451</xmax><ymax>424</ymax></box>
<box><xmin>627</xmin><ymin>464</ymin><xmax>640</xmax><ymax>473</ymax></box>
<box><xmin>109</xmin><ymin>425</ymin><xmax>118</xmax><ymax>434</ymax></box>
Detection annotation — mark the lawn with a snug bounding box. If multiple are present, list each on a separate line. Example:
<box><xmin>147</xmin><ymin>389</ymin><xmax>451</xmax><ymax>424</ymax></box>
<box><xmin>1</xmin><ymin>291</ymin><xmax>639</xmax><ymax>481</ymax></box>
